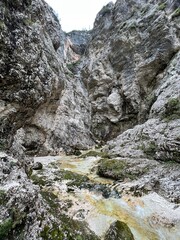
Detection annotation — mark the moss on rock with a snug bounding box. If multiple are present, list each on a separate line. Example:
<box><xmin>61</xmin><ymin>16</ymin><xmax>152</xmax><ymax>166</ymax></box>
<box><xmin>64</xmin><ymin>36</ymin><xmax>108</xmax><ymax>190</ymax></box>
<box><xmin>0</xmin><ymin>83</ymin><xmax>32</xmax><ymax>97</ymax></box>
<box><xmin>40</xmin><ymin>190</ymin><xmax>60</xmax><ymax>215</ymax></box>
<box><xmin>97</xmin><ymin>159</ymin><xmax>127</xmax><ymax>180</ymax></box>
<box><xmin>41</xmin><ymin>215</ymin><xmax>99</xmax><ymax>240</ymax></box>
<box><xmin>0</xmin><ymin>218</ymin><xmax>13</xmax><ymax>239</ymax></box>
<box><xmin>97</xmin><ymin>158</ymin><xmax>147</xmax><ymax>181</ymax></box>
<box><xmin>104</xmin><ymin>220</ymin><xmax>134</xmax><ymax>240</ymax></box>
<box><xmin>53</xmin><ymin>169</ymin><xmax>90</xmax><ymax>188</ymax></box>
<box><xmin>31</xmin><ymin>174</ymin><xmax>51</xmax><ymax>187</ymax></box>
<box><xmin>0</xmin><ymin>190</ymin><xmax>6</xmax><ymax>205</ymax></box>
<box><xmin>172</xmin><ymin>7</ymin><xmax>180</xmax><ymax>18</ymax></box>
<box><xmin>80</xmin><ymin>150</ymin><xmax>110</xmax><ymax>159</ymax></box>
<box><xmin>141</xmin><ymin>142</ymin><xmax>157</xmax><ymax>158</ymax></box>
<box><xmin>158</xmin><ymin>3</ymin><xmax>166</xmax><ymax>11</ymax></box>
<box><xmin>38</xmin><ymin>179</ymin><xmax>99</xmax><ymax>240</ymax></box>
<box><xmin>163</xmin><ymin>98</ymin><xmax>180</xmax><ymax>121</ymax></box>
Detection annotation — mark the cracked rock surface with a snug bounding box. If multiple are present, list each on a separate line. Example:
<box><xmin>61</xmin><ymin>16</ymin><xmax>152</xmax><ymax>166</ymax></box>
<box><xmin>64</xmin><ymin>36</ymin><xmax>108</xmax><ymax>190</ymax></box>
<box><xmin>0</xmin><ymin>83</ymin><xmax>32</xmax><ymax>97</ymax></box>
<box><xmin>0</xmin><ymin>0</ymin><xmax>180</xmax><ymax>239</ymax></box>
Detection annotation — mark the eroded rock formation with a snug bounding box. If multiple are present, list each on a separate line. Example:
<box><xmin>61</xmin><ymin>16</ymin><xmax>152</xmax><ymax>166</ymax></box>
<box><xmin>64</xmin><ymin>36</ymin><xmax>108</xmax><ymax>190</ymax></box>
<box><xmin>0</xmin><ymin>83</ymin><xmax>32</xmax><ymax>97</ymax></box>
<box><xmin>82</xmin><ymin>0</ymin><xmax>179</xmax><ymax>143</ymax></box>
<box><xmin>0</xmin><ymin>0</ymin><xmax>179</xmax><ymax>158</ymax></box>
<box><xmin>0</xmin><ymin>0</ymin><xmax>94</xmax><ymax>156</ymax></box>
<box><xmin>0</xmin><ymin>0</ymin><xmax>180</xmax><ymax>239</ymax></box>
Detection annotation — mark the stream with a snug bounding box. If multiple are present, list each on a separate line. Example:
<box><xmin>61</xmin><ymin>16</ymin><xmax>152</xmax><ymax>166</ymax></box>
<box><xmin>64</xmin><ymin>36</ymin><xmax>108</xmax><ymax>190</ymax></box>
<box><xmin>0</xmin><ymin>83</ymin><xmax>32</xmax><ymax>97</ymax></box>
<box><xmin>33</xmin><ymin>154</ymin><xmax>180</xmax><ymax>240</ymax></box>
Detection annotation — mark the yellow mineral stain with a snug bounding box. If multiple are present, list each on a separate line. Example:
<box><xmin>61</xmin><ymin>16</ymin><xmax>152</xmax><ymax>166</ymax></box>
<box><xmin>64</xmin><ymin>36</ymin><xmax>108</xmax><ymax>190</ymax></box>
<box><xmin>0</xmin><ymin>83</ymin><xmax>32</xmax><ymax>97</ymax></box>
<box><xmin>44</xmin><ymin>155</ymin><xmax>180</xmax><ymax>240</ymax></box>
<box><xmin>88</xmin><ymin>175</ymin><xmax>113</xmax><ymax>184</ymax></box>
<box><xmin>122</xmin><ymin>195</ymin><xmax>145</xmax><ymax>209</ymax></box>
<box><xmin>58</xmin><ymin>156</ymin><xmax>113</xmax><ymax>184</ymax></box>
<box><xmin>85</xmin><ymin>193</ymin><xmax>159</xmax><ymax>240</ymax></box>
<box><xmin>60</xmin><ymin>162</ymin><xmax>76</xmax><ymax>169</ymax></box>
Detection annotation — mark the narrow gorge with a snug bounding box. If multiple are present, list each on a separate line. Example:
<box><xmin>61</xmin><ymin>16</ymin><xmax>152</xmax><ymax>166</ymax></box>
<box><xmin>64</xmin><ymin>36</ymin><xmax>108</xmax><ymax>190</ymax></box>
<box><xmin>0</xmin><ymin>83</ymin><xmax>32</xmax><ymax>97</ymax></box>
<box><xmin>0</xmin><ymin>0</ymin><xmax>180</xmax><ymax>239</ymax></box>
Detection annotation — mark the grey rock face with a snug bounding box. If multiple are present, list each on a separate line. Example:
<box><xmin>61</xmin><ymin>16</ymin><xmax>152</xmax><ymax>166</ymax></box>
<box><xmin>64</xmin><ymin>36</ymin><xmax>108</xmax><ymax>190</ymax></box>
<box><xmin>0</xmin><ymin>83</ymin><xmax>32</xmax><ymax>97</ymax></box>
<box><xmin>106</xmin><ymin>51</ymin><xmax>180</xmax><ymax>162</ymax></box>
<box><xmin>0</xmin><ymin>0</ymin><xmax>64</xmax><ymax>147</ymax></box>
<box><xmin>66</xmin><ymin>30</ymin><xmax>91</xmax><ymax>56</ymax></box>
<box><xmin>82</xmin><ymin>0</ymin><xmax>180</xmax><ymax>141</ymax></box>
<box><xmin>0</xmin><ymin>0</ymin><xmax>180</xmax><ymax>238</ymax></box>
<box><xmin>0</xmin><ymin>0</ymin><xmax>94</xmax><ymax>155</ymax></box>
<box><xmin>0</xmin><ymin>152</ymin><xmax>55</xmax><ymax>240</ymax></box>
<box><xmin>31</xmin><ymin>73</ymin><xmax>94</xmax><ymax>155</ymax></box>
<box><xmin>0</xmin><ymin>0</ymin><xmax>179</xmax><ymax>161</ymax></box>
<box><xmin>97</xmin><ymin>156</ymin><xmax>180</xmax><ymax>203</ymax></box>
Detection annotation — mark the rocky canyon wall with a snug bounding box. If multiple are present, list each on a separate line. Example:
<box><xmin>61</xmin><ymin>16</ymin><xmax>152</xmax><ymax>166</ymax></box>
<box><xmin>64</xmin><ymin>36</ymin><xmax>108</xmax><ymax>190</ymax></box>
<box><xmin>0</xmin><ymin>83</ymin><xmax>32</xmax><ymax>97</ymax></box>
<box><xmin>0</xmin><ymin>0</ymin><xmax>94</xmax><ymax>157</ymax></box>
<box><xmin>0</xmin><ymin>0</ymin><xmax>179</xmax><ymax>161</ymax></box>
<box><xmin>0</xmin><ymin>1</ymin><xmax>180</xmax><ymax>239</ymax></box>
<box><xmin>81</xmin><ymin>0</ymin><xmax>180</xmax><ymax>162</ymax></box>
<box><xmin>82</xmin><ymin>0</ymin><xmax>179</xmax><ymax>139</ymax></box>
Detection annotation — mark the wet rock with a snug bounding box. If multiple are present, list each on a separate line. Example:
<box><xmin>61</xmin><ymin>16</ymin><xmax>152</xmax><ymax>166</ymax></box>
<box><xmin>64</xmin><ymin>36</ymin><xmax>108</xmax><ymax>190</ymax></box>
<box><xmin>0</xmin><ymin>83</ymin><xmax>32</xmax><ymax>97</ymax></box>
<box><xmin>104</xmin><ymin>220</ymin><xmax>134</xmax><ymax>240</ymax></box>
<box><xmin>102</xmin><ymin>188</ymin><xmax>117</xmax><ymax>199</ymax></box>
<box><xmin>81</xmin><ymin>182</ymin><xmax>121</xmax><ymax>199</ymax></box>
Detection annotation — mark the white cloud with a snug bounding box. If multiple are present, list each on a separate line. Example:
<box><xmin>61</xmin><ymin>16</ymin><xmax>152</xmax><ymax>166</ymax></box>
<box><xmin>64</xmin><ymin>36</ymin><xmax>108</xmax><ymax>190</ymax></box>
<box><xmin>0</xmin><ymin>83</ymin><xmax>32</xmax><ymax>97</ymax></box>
<box><xmin>45</xmin><ymin>0</ymin><xmax>115</xmax><ymax>32</ymax></box>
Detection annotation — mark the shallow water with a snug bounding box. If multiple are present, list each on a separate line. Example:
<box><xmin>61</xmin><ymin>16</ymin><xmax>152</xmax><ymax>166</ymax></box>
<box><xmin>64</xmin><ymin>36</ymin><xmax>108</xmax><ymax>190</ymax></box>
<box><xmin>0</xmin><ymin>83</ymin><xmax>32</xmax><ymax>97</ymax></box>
<box><xmin>34</xmin><ymin>155</ymin><xmax>180</xmax><ymax>240</ymax></box>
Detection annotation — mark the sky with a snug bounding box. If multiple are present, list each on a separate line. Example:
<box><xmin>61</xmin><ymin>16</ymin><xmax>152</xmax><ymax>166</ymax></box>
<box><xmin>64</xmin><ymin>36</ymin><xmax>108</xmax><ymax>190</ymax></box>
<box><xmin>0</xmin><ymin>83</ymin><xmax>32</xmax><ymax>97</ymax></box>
<box><xmin>45</xmin><ymin>0</ymin><xmax>116</xmax><ymax>32</ymax></box>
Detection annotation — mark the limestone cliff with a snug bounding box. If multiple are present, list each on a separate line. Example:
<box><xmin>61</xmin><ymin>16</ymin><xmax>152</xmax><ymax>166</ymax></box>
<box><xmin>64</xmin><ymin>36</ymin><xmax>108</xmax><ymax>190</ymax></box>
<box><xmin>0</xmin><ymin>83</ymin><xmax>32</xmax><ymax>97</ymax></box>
<box><xmin>1</xmin><ymin>0</ymin><xmax>179</xmax><ymax>159</ymax></box>
<box><xmin>83</xmin><ymin>0</ymin><xmax>179</xmax><ymax>138</ymax></box>
<box><xmin>0</xmin><ymin>0</ymin><xmax>94</xmax><ymax>156</ymax></box>
<box><xmin>0</xmin><ymin>0</ymin><xmax>180</xmax><ymax>239</ymax></box>
<box><xmin>81</xmin><ymin>0</ymin><xmax>180</xmax><ymax>163</ymax></box>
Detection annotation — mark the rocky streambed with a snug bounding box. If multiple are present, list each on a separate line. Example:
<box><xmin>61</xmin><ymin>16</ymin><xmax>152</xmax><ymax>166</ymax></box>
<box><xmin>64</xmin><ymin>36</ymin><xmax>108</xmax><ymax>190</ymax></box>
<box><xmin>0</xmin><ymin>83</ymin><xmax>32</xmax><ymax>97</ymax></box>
<box><xmin>32</xmin><ymin>152</ymin><xmax>180</xmax><ymax>240</ymax></box>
